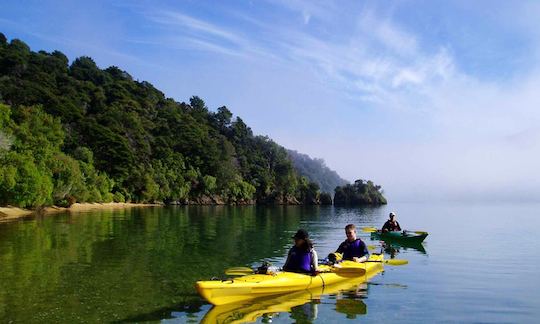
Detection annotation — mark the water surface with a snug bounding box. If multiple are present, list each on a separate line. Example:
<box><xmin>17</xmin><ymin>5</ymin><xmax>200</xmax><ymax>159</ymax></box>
<box><xmin>1</xmin><ymin>203</ymin><xmax>539</xmax><ymax>322</ymax></box>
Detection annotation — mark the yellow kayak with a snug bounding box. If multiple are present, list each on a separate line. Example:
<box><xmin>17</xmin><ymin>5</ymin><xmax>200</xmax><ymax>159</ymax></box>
<box><xmin>196</xmin><ymin>253</ymin><xmax>384</xmax><ymax>306</ymax></box>
<box><xmin>201</xmin><ymin>263</ymin><xmax>379</xmax><ymax>323</ymax></box>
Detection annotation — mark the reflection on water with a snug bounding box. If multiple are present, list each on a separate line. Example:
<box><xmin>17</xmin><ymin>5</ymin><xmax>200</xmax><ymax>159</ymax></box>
<box><xmin>2</xmin><ymin>202</ymin><xmax>539</xmax><ymax>322</ymax></box>
<box><xmin>0</xmin><ymin>206</ymin><xmax>302</xmax><ymax>322</ymax></box>
<box><xmin>200</xmin><ymin>276</ymin><xmax>372</xmax><ymax>324</ymax></box>
<box><xmin>379</xmin><ymin>241</ymin><xmax>427</xmax><ymax>258</ymax></box>
<box><xmin>335</xmin><ymin>299</ymin><xmax>367</xmax><ymax>319</ymax></box>
<box><xmin>0</xmin><ymin>205</ymin><xmax>390</xmax><ymax>323</ymax></box>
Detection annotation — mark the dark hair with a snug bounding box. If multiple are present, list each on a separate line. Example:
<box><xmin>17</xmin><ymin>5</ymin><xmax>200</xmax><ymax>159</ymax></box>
<box><xmin>345</xmin><ymin>224</ymin><xmax>356</xmax><ymax>231</ymax></box>
<box><xmin>292</xmin><ymin>229</ymin><xmax>309</xmax><ymax>240</ymax></box>
<box><xmin>298</xmin><ymin>238</ymin><xmax>314</xmax><ymax>252</ymax></box>
<box><xmin>292</xmin><ymin>229</ymin><xmax>313</xmax><ymax>252</ymax></box>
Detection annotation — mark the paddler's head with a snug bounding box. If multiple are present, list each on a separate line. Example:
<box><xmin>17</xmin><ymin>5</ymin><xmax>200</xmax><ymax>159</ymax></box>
<box><xmin>389</xmin><ymin>212</ymin><xmax>396</xmax><ymax>220</ymax></box>
<box><xmin>345</xmin><ymin>224</ymin><xmax>357</xmax><ymax>241</ymax></box>
<box><xmin>292</xmin><ymin>229</ymin><xmax>309</xmax><ymax>247</ymax></box>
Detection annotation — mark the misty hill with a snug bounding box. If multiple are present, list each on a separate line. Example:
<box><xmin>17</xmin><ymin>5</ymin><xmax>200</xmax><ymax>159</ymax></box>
<box><xmin>287</xmin><ymin>150</ymin><xmax>349</xmax><ymax>193</ymax></box>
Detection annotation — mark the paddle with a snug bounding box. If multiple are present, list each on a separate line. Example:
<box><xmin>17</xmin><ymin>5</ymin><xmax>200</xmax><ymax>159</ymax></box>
<box><xmin>225</xmin><ymin>257</ymin><xmax>407</xmax><ymax>276</ymax></box>
<box><xmin>405</xmin><ymin>230</ymin><xmax>428</xmax><ymax>235</ymax></box>
<box><xmin>225</xmin><ymin>262</ymin><xmax>369</xmax><ymax>276</ymax></box>
<box><xmin>361</xmin><ymin>227</ymin><xmax>379</xmax><ymax>233</ymax></box>
<box><xmin>329</xmin><ymin>252</ymin><xmax>408</xmax><ymax>266</ymax></box>
<box><xmin>366</xmin><ymin>259</ymin><xmax>408</xmax><ymax>266</ymax></box>
<box><xmin>330</xmin><ymin>262</ymin><xmax>366</xmax><ymax>274</ymax></box>
<box><xmin>362</xmin><ymin>227</ymin><xmax>427</xmax><ymax>235</ymax></box>
<box><xmin>224</xmin><ymin>267</ymin><xmax>254</xmax><ymax>276</ymax></box>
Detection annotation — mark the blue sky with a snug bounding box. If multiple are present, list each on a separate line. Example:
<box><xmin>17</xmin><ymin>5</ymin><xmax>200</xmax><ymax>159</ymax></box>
<box><xmin>2</xmin><ymin>0</ymin><xmax>540</xmax><ymax>201</ymax></box>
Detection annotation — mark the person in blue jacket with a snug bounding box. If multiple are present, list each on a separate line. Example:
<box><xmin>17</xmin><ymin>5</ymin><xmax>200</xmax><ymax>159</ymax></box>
<box><xmin>283</xmin><ymin>229</ymin><xmax>318</xmax><ymax>274</ymax></box>
<box><xmin>335</xmin><ymin>224</ymin><xmax>369</xmax><ymax>263</ymax></box>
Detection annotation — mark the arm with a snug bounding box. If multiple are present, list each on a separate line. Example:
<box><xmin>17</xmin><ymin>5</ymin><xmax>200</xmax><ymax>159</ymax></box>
<box><xmin>283</xmin><ymin>249</ymin><xmax>292</xmax><ymax>271</ymax></box>
<box><xmin>396</xmin><ymin>221</ymin><xmax>402</xmax><ymax>231</ymax></box>
<box><xmin>353</xmin><ymin>241</ymin><xmax>369</xmax><ymax>263</ymax></box>
<box><xmin>335</xmin><ymin>241</ymin><xmax>345</xmax><ymax>254</ymax></box>
<box><xmin>311</xmin><ymin>249</ymin><xmax>318</xmax><ymax>271</ymax></box>
<box><xmin>354</xmin><ymin>256</ymin><xmax>368</xmax><ymax>263</ymax></box>
<box><xmin>381</xmin><ymin>221</ymin><xmax>389</xmax><ymax>232</ymax></box>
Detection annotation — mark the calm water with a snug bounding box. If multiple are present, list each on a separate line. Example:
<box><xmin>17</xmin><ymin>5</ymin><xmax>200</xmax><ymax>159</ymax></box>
<box><xmin>1</xmin><ymin>203</ymin><xmax>539</xmax><ymax>323</ymax></box>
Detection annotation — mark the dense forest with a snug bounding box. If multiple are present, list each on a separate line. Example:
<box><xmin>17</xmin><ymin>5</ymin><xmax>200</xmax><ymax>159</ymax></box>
<box><xmin>287</xmin><ymin>150</ymin><xmax>348</xmax><ymax>194</ymax></box>
<box><xmin>334</xmin><ymin>180</ymin><xmax>387</xmax><ymax>205</ymax></box>
<box><xmin>0</xmin><ymin>33</ymin><xmax>385</xmax><ymax>208</ymax></box>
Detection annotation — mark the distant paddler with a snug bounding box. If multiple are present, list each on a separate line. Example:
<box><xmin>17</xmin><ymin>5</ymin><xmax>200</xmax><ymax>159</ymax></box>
<box><xmin>381</xmin><ymin>212</ymin><xmax>401</xmax><ymax>232</ymax></box>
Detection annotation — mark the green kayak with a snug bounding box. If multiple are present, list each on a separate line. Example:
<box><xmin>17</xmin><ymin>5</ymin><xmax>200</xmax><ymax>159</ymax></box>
<box><xmin>370</xmin><ymin>230</ymin><xmax>428</xmax><ymax>245</ymax></box>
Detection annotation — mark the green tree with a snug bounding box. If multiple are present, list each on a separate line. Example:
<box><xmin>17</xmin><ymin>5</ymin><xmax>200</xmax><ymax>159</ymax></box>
<box><xmin>0</xmin><ymin>151</ymin><xmax>53</xmax><ymax>207</ymax></box>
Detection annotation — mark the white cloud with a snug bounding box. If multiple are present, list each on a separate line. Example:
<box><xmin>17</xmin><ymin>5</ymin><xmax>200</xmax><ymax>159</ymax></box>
<box><xmin>357</xmin><ymin>8</ymin><xmax>419</xmax><ymax>56</ymax></box>
<box><xmin>263</xmin><ymin>0</ymin><xmax>339</xmax><ymax>24</ymax></box>
<box><xmin>302</xmin><ymin>11</ymin><xmax>311</xmax><ymax>24</ymax></box>
<box><xmin>392</xmin><ymin>69</ymin><xmax>423</xmax><ymax>87</ymax></box>
<box><xmin>149</xmin><ymin>11</ymin><xmax>245</xmax><ymax>46</ymax></box>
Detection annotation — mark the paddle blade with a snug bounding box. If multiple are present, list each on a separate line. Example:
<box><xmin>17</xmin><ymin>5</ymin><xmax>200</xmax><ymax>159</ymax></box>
<box><xmin>384</xmin><ymin>259</ymin><xmax>408</xmax><ymax>266</ymax></box>
<box><xmin>334</xmin><ymin>267</ymin><xmax>366</xmax><ymax>275</ymax></box>
<box><xmin>403</xmin><ymin>229</ymin><xmax>428</xmax><ymax>235</ymax></box>
<box><xmin>365</xmin><ymin>259</ymin><xmax>408</xmax><ymax>266</ymax></box>
<box><xmin>332</xmin><ymin>262</ymin><xmax>366</xmax><ymax>275</ymax></box>
<box><xmin>361</xmin><ymin>227</ymin><xmax>378</xmax><ymax>233</ymax></box>
<box><xmin>367</xmin><ymin>245</ymin><xmax>378</xmax><ymax>251</ymax></box>
<box><xmin>224</xmin><ymin>267</ymin><xmax>253</xmax><ymax>276</ymax></box>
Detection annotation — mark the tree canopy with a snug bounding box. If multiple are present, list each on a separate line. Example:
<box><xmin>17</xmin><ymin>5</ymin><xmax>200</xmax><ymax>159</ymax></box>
<box><xmin>0</xmin><ymin>34</ymin><xmax>335</xmax><ymax>207</ymax></box>
<box><xmin>334</xmin><ymin>179</ymin><xmax>387</xmax><ymax>206</ymax></box>
<box><xmin>0</xmin><ymin>33</ymin><xmax>386</xmax><ymax>208</ymax></box>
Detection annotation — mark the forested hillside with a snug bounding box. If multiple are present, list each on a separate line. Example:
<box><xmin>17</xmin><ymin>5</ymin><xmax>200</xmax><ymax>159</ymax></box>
<box><xmin>0</xmin><ymin>33</ymin><xmax>385</xmax><ymax>208</ymax></box>
<box><xmin>287</xmin><ymin>150</ymin><xmax>348</xmax><ymax>194</ymax></box>
<box><xmin>0</xmin><ymin>33</ymin><xmax>328</xmax><ymax>207</ymax></box>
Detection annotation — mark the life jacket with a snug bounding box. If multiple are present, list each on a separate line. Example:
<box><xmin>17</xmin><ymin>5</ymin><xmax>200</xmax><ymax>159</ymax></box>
<box><xmin>383</xmin><ymin>220</ymin><xmax>401</xmax><ymax>231</ymax></box>
<box><xmin>341</xmin><ymin>239</ymin><xmax>367</xmax><ymax>260</ymax></box>
<box><xmin>285</xmin><ymin>246</ymin><xmax>312</xmax><ymax>273</ymax></box>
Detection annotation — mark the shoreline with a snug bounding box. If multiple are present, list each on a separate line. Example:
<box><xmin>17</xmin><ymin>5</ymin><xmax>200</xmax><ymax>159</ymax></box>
<box><xmin>0</xmin><ymin>202</ymin><xmax>161</xmax><ymax>222</ymax></box>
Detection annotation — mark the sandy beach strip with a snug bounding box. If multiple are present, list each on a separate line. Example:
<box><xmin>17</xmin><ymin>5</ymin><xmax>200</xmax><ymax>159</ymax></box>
<box><xmin>0</xmin><ymin>202</ymin><xmax>162</xmax><ymax>222</ymax></box>
<box><xmin>0</xmin><ymin>206</ymin><xmax>34</xmax><ymax>221</ymax></box>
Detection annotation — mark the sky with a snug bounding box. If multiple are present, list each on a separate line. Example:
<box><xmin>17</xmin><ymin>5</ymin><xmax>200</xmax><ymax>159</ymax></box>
<box><xmin>1</xmin><ymin>0</ymin><xmax>540</xmax><ymax>202</ymax></box>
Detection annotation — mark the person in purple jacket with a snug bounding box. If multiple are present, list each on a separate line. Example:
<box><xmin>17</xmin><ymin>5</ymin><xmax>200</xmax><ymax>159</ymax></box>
<box><xmin>335</xmin><ymin>224</ymin><xmax>369</xmax><ymax>263</ymax></box>
<box><xmin>283</xmin><ymin>229</ymin><xmax>318</xmax><ymax>274</ymax></box>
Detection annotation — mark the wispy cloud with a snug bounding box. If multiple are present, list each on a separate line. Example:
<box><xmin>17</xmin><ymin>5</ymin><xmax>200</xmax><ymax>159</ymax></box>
<box><xmin>140</xmin><ymin>8</ymin><xmax>283</xmax><ymax>62</ymax></box>
<box><xmin>356</xmin><ymin>8</ymin><xmax>419</xmax><ymax>57</ymax></box>
<box><xmin>149</xmin><ymin>11</ymin><xmax>245</xmax><ymax>46</ymax></box>
<box><xmin>262</xmin><ymin>0</ymin><xmax>340</xmax><ymax>24</ymax></box>
<box><xmin>178</xmin><ymin>37</ymin><xmax>245</xmax><ymax>57</ymax></box>
<box><xmin>131</xmin><ymin>1</ymin><xmax>457</xmax><ymax>107</ymax></box>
